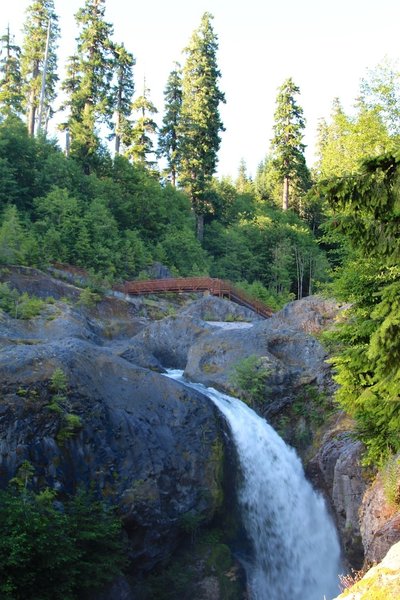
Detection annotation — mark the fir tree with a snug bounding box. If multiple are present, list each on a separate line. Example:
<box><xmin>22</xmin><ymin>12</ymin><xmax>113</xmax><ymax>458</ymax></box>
<box><xmin>112</xmin><ymin>42</ymin><xmax>135</xmax><ymax>155</ymax></box>
<box><xmin>271</xmin><ymin>77</ymin><xmax>309</xmax><ymax>211</ymax></box>
<box><xmin>158</xmin><ymin>62</ymin><xmax>182</xmax><ymax>186</ymax></box>
<box><xmin>322</xmin><ymin>154</ymin><xmax>400</xmax><ymax>463</ymax></box>
<box><xmin>0</xmin><ymin>26</ymin><xmax>23</xmax><ymax>116</ymax></box>
<box><xmin>61</xmin><ymin>0</ymin><xmax>114</xmax><ymax>172</ymax></box>
<box><xmin>126</xmin><ymin>80</ymin><xmax>158</xmax><ymax>168</ymax></box>
<box><xmin>20</xmin><ymin>0</ymin><xmax>59</xmax><ymax>136</ymax></box>
<box><xmin>179</xmin><ymin>12</ymin><xmax>225</xmax><ymax>241</ymax></box>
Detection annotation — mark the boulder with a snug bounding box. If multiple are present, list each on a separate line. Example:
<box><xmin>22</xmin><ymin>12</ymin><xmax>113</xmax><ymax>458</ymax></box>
<box><xmin>0</xmin><ymin>338</ymin><xmax>225</xmax><ymax>574</ymax></box>
<box><xmin>180</xmin><ymin>295</ymin><xmax>262</xmax><ymax>322</ymax></box>
<box><xmin>274</xmin><ymin>295</ymin><xmax>343</xmax><ymax>334</ymax></box>
<box><xmin>130</xmin><ymin>316</ymin><xmax>213</xmax><ymax>369</ymax></box>
<box><xmin>184</xmin><ymin>318</ymin><xmax>330</xmax><ymax>416</ymax></box>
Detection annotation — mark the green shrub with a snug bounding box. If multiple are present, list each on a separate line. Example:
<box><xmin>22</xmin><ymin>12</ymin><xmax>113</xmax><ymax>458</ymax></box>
<box><xmin>0</xmin><ymin>486</ymin><xmax>125</xmax><ymax>600</ymax></box>
<box><xmin>0</xmin><ymin>283</ymin><xmax>44</xmax><ymax>319</ymax></box>
<box><xmin>382</xmin><ymin>455</ymin><xmax>400</xmax><ymax>507</ymax></box>
<box><xmin>232</xmin><ymin>355</ymin><xmax>271</xmax><ymax>405</ymax></box>
<box><xmin>78</xmin><ymin>287</ymin><xmax>101</xmax><ymax>308</ymax></box>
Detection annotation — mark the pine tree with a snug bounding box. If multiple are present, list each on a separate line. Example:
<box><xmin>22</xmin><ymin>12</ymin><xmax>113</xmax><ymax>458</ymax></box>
<box><xmin>235</xmin><ymin>159</ymin><xmax>253</xmax><ymax>195</ymax></box>
<box><xmin>61</xmin><ymin>0</ymin><xmax>114</xmax><ymax>172</ymax></box>
<box><xmin>112</xmin><ymin>42</ymin><xmax>135</xmax><ymax>155</ymax></box>
<box><xmin>126</xmin><ymin>80</ymin><xmax>158</xmax><ymax>168</ymax></box>
<box><xmin>271</xmin><ymin>78</ymin><xmax>309</xmax><ymax>211</ymax></box>
<box><xmin>158</xmin><ymin>62</ymin><xmax>182</xmax><ymax>186</ymax></box>
<box><xmin>179</xmin><ymin>12</ymin><xmax>225</xmax><ymax>241</ymax></box>
<box><xmin>0</xmin><ymin>26</ymin><xmax>23</xmax><ymax>116</ymax></box>
<box><xmin>20</xmin><ymin>0</ymin><xmax>59</xmax><ymax>136</ymax></box>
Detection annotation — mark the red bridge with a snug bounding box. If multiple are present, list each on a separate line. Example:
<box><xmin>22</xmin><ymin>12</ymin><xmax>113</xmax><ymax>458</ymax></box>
<box><xmin>114</xmin><ymin>277</ymin><xmax>273</xmax><ymax>318</ymax></box>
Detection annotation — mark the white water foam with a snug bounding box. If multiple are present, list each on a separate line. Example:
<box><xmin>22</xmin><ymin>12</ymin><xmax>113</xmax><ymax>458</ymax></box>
<box><xmin>166</xmin><ymin>370</ymin><xmax>341</xmax><ymax>600</ymax></box>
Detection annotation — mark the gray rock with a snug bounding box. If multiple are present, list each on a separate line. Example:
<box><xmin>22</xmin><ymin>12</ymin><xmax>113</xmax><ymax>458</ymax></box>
<box><xmin>184</xmin><ymin>318</ymin><xmax>330</xmax><ymax>416</ymax></box>
<box><xmin>0</xmin><ymin>338</ymin><xmax>224</xmax><ymax>574</ymax></box>
<box><xmin>181</xmin><ymin>295</ymin><xmax>262</xmax><ymax>322</ymax></box>
<box><xmin>307</xmin><ymin>424</ymin><xmax>366</xmax><ymax>568</ymax></box>
<box><xmin>131</xmin><ymin>316</ymin><xmax>213</xmax><ymax>369</ymax></box>
<box><xmin>360</xmin><ymin>475</ymin><xmax>400</xmax><ymax>564</ymax></box>
<box><xmin>274</xmin><ymin>295</ymin><xmax>342</xmax><ymax>334</ymax></box>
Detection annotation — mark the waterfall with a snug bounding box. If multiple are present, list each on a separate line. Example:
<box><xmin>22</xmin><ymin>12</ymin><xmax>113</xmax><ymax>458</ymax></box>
<box><xmin>166</xmin><ymin>370</ymin><xmax>341</xmax><ymax>600</ymax></box>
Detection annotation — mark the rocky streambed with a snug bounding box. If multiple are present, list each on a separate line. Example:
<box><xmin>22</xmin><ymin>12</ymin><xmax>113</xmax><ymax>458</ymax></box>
<box><xmin>1</xmin><ymin>266</ymin><xmax>399</xmax><ymax>599</ymax></box>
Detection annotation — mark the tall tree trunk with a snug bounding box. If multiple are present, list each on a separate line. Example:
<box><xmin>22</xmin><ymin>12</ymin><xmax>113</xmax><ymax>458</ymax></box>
<box><xmin>196</xmin><ymin>213</ymin><xmax>204</xmax><ymax>243</ymax></box>
<box><xmin>282</xmin><ymin>176</ymin><xmax>289</xmax><ymax>210</ymax></box>
<box><xmin>27</xmin><ymin>61</ymin><xmax>39</xmax><ymax>136</ymax></box>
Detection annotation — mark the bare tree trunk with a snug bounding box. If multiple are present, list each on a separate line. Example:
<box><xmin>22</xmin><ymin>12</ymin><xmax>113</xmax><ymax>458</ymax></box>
<box><xmin>294</xmin><ymin>246</ymin><xmax>304</xmax><ymax>299</ymax></box>
<box><xmin>196</xmin><ymin>213</ymin><xmax>204</xmax><ymax>243</ymax></box>
<box><xmin>115</xmin><ymin>133</ymin><xmax>121</xmax><ymax>155</ymax></box>
<box><xmin>282</xmin><ymin>176</ymin><xmax>289</xmax><ymax>210</ymax></box>
<box><xmin>27</xmin><ymin>61</ymin><xmax>39</xmax><ymax>136</ymax></box>
<box><xmin>308</xmin><ymin>253</ymin><xmax>313</xmax><ymax>296</ymax></box>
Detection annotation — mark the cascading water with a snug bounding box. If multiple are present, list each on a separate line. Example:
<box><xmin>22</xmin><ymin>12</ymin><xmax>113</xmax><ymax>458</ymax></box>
<box><xmin>166</xmin><ymin>370</ymin><xmax>341</xmax><ymax>600</ymax></box>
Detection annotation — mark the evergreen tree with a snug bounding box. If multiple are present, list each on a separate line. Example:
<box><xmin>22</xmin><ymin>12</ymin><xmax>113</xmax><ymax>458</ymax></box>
<box><xmin>316</xmin><ymin>98</ymin><xmax>390</xmax><ymax>179</ymax></box>
<box><xmin>179</xmin><ymin>12</ymin><xmax>225</xmax><ymax>241</ymax></box>
<box><xmin>61</xmin><ymin>0</ymin><xmax>114</xmax><ymax>172</ymax></box>
<box><xmin>112</xmin><ymin>42</ymin><xmax>135</xmax><ymax>155</ymax></box>
<box><xmin>235</xmin><ymin>159</ymin><xmax>253</xmax><ymax>195</ymax></box>
<box><xmin>20</xmin><ymin>0</ymin><xmax>59</xmax><ymax>136</ymax></box>
<box><xmin>322</xmin><ymin>154</ymin><xmax>400</xmax><ymax>463</ymax></box>
<box><xmin>271</xmin><ymin>78</ymin><xmax>309</xmax><ymax>211</ymax></box>
<box><xmin>126</xmin><ymin>80</ymin><xmax>158</xmax><ymax>168</ymax></box>
<box><xmin>158</xmin><ymin>62</ymin><xmax>182</xmax><ymax>186</ymax></box>
<box><xmin>0</xmin><ymin>26</ymin><xmax>23</xmax><ymax>116</ymax></box>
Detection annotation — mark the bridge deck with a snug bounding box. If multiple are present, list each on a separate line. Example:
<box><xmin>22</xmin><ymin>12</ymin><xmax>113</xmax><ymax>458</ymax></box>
<box><xmin>115</xmin><ymin>277</ymin><xmax>273</xmax><ymax>318</ymax></box>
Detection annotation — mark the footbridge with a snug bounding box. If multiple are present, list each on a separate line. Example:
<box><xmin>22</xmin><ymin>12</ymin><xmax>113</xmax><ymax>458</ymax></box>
<box><xmin>114</xmin><ymin>277</ymin><xmax>273</xmax><ymax>318</ymax></box>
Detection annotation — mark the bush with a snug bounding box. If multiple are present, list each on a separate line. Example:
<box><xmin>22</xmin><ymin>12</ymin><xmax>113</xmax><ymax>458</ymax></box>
<box><xmin>0</xmin><ymin>487</ymin><xmax>126</xmax><ymax>600</ymax></box>
<box><xmin>232</xmin><ymin>355</ymin><xmax>271</xmax><ymax>405</ymax></box>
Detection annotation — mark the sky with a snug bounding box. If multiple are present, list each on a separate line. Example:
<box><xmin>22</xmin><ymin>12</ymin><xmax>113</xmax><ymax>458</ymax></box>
<box><xmin>2</xmin><ymin>0</ymin><xmax>400</xmax><ymax>179</ymax></box>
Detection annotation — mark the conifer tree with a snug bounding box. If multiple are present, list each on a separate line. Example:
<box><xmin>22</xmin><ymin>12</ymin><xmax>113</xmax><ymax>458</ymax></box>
<box><xmin>179</xmin><ymin>12</ymin><xmax>225</xmax><ymax>241</ymax></box>
<box><xmin>112</xmin><ymin>42</ymin><xmax>135</xmax><ymax>155</ymax></box>
<box><xmin>158</xmin><ymin>62</ymin><xmax>182</xmax><ymax>186</ymax></box>
<box><xmin>0</xmin><ymin>26</ymin><xmax>23</xmax><ymax>116</ymax></box>
<box><xmin>126</xmin><ymin>81</ymin><xmax>158</xmax><ymax>168</ymax></box>
<box><xmin>61</xmin><ymin>0</ymin><xmax>114</xmax><ymax>172</ymax></box>
<box><xmin>271</xmin><ymin>78</ymin><xmax>308</xmax><ymax>211</ymax></box>
<box><xmin>20</xmin><ymin>0</ymin><xmax>59</xmax><ymax>136</ymax></box>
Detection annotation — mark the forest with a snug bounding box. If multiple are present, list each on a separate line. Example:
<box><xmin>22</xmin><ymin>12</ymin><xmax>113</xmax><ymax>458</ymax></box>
<box><xmin>0</xmin><ymin>0</ymin><xmax>399</xmax><ymax>596</ymax></box>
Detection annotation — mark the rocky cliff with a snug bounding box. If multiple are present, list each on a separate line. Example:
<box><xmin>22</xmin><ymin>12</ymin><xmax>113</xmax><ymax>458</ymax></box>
<box><xmin>1</xmin><ymin>266</ymin><xmax>400</xmax><ymax>598</ymax></box>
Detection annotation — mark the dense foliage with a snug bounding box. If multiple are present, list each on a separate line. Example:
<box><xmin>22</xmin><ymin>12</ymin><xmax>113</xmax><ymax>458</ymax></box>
<box><xmin>0</xmin><ymin>484</ymin><xmax>125</xmax><ymax>600</ymax></box>
<box><xmin>321</xmin><ymin>154</ymin><xmax>400</xmax><ymax>464</ymax></box>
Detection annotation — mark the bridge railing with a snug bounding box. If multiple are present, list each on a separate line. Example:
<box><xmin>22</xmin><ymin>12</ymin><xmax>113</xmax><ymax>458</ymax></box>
<box><xmin>114</xmin><ymin>277</ymin><xmax>273</xmax><ymax>318</ymax></box>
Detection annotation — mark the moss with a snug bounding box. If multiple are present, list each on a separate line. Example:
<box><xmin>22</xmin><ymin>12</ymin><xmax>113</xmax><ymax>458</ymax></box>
<box><xmin>340</xmin><ymin>567</ymin><xmax>400</xmax><ymax>599</ymax></box>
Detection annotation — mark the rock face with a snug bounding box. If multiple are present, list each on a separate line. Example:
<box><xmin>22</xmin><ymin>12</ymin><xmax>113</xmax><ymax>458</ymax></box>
<box><xmin>184</xmin><ymin>314</ymin><xmax>331</xmax><ymax>418</ymax></box>
<box><xmin>332</xmin><ymin>540</ymin><xmax>400</xmax><ymax>599</ymax></box>
<box><xmin>307</xmin><ymin>417</ymin><xmax>367</xmax><ymax>568</ymax></box>
<box><xmin>180</xmin><ymin>295</ymin><xmax>262</xmax><ymax>323</ymax></box>
<box><xmin>359</xmin><ymin>475</ymin><xmax>400</xmax><ymax>565</ymax></box>
<box><xmin>0</xmin><ymin>280</ymin><xmax>226</xmax><ymax>577</ymax></box>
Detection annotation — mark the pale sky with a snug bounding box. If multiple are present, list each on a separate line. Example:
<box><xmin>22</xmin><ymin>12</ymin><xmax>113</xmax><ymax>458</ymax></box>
<box><xmin>2</xmin><ymin>0</ymin><xmax>400</xmax><ymax>178</ymax></box>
